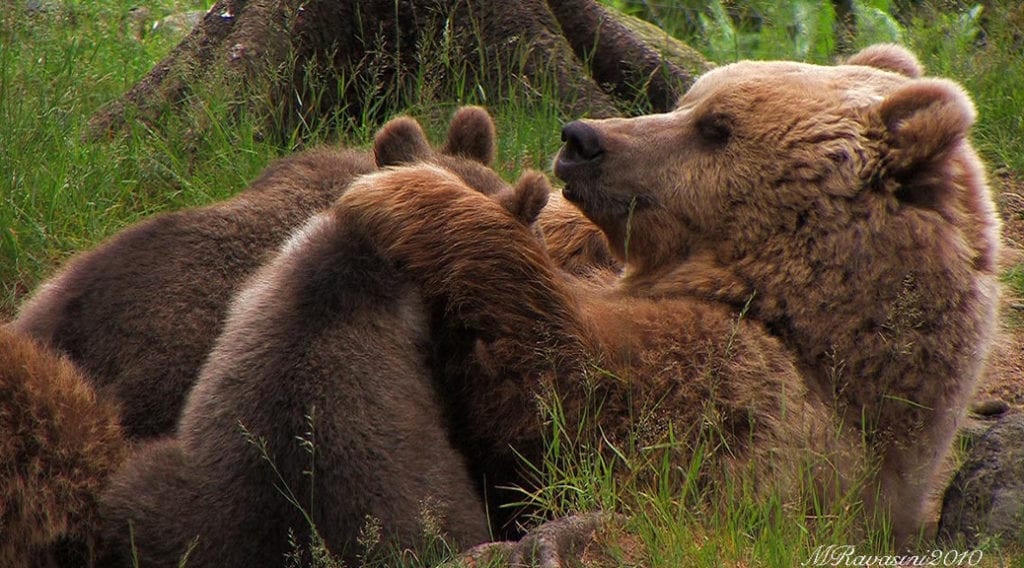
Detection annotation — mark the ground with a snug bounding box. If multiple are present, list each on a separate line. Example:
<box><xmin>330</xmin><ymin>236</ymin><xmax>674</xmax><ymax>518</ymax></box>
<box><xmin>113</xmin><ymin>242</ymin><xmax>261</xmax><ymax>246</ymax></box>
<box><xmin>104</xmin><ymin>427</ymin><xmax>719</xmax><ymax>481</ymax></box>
<box><xmin>923</xmin><ymin>169</ymin><xmax>1024</xmax><ymax>543</ymax></box>
<box><xmin>974</xmin><ymin>170</ymin><xmax>1024</xmax><ymax>409</ymax></box>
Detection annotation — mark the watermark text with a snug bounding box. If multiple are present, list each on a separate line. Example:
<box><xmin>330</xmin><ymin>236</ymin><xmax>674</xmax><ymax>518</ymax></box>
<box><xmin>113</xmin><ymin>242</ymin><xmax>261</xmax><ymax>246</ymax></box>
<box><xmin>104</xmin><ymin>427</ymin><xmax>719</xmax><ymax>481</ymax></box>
<box><xmin>802</xmin><ymin>545</ymin><xmax>983</xmax><ymax>567</ymax></box>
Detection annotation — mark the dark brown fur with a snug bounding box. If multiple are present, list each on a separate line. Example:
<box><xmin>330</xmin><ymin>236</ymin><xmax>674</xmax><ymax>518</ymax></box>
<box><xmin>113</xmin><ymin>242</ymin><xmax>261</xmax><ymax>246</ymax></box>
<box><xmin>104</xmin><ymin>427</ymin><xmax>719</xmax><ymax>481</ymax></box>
<box><xmin>10</xmin><ymin>107</ymin><xmax>499</xmax><ymax>440</ymax></box>
<box><xmin>0</xmin><ymin>326</ymin><xmax>127</xmax><ymax>566</ymax></box>
<box><xmin>10</xmin><ymin>148</ymin><xmax>375</xmax><ymax>439</ymax></box>
<box><xmin>96</xmin><ymin>118</ymin><xmax>555</xmax><ymax>568</ymax></box>
<box><xmin>98</xmin><ymin>222</ymin><xmax>491</xmax><ymax>567</ymax></box>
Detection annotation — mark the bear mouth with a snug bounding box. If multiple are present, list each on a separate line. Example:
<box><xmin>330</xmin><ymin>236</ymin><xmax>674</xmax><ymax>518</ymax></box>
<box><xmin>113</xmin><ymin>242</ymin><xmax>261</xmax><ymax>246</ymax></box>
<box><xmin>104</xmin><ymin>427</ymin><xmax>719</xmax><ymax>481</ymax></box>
<box><xmin>554</xmin><ymin>152</ymin><xmax>600</xmax><ymax>206</ymax></box>
<box><xmin>559</xmin><ymin>180</ymin><xmax>589</xmax><ymax>205</ymax></box>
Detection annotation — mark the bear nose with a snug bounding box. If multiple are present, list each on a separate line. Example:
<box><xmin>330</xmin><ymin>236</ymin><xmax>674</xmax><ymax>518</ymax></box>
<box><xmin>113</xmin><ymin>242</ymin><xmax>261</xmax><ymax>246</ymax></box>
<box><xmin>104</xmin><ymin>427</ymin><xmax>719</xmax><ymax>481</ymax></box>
<box><xmin>560</xmin><ymin>121</ymin><xmax>604</xmax><ymax>163</ymax></box>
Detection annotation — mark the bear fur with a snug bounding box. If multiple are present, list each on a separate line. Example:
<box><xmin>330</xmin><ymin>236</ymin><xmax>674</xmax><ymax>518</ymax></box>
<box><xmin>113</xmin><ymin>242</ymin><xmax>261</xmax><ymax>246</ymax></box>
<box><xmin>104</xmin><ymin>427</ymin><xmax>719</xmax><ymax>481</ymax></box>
<box><xmin>0</xmin><ymin>326</ymin><xmax>127</xmax><ymax>567</ymax></box>
<box><xmin>333</xmin><ymin>161</ymin><xmax>850</xmax><ymax>536</ymax></box>
<box><xmin>96</xmin><ymin>120</ymin><xmax>554</xmax><ymax>568</ymax></box>
<box><xmin>9</xmin><ymin>107</ymin><xmax>498</xmax><ymax>439</ymax></box>
<box><xmin>9</xmin><ymin>149</ymin><xmax>374</xmax><ymax>440</ymax></box>
<box><xmin>553</xmin><ymin>43</ymin><xmax>1000</xmax><ymax>544</ymax></box>
<box><xmin>535</xmin><ymin>191</ymin><xmax>619</xmax><ymax>282</ymax></box>
<box><xmin>325</xmin><ymin>44</ymin><xmax>999</xmax><ymax>546</ymax></box>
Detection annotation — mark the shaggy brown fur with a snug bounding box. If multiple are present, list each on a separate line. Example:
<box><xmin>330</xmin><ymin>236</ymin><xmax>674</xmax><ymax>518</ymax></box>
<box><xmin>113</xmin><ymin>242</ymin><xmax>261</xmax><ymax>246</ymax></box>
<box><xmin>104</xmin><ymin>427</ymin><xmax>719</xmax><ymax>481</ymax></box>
<box><xmin>552</xmin><ymin>43</ymin><xmax>1000</xmax><ymax>544</ymax></box>
<box><xmin>320</xmin><ymin>44</ymin><xmax>997</xmax><ymax>548</ymax></box>
<box><xmin>334</xmin><ymin>166</ymin><xmax>853</xmax><ymax>535</ymax></box>
<box><xmin>10</xmin><ymin>107</ymin><xmax>498</xmax><ymax>439</ymax></box>
<box><xmin>0</xmin><ymin>326</ymin><xmax>127</xmax><ymax>567</ymax></box>
<box><xmin>9</xmin><ymin>149</ymin><xmax>374</xmax><ymax>440</ymax></box>
<box><xmin>96</xmin><ymin>122</ymin><xmax>554</xmax><ymax>568</ymax></box>
<box><xmin>535</xmin><ymin>192</ymin><xmax>619</xmax><ymax>282</ymax></box>
<box><xmin>376</xmin><ymin>117</ymin><xmax>621</xmax><ymax>534</ymax></box>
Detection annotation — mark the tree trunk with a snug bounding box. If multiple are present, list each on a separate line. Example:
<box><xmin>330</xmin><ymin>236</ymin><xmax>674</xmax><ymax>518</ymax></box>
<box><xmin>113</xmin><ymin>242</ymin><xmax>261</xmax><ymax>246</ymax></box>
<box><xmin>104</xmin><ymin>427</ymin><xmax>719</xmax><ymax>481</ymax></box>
<box><xmin>832</xmin><ymin>0</ymin><xmax>856</xmax><ymax>55</ymax></box>
<box><xmin>86</xmin><ymin>0</ymin><xmax>710</xmax><ymax>141</ymax></box>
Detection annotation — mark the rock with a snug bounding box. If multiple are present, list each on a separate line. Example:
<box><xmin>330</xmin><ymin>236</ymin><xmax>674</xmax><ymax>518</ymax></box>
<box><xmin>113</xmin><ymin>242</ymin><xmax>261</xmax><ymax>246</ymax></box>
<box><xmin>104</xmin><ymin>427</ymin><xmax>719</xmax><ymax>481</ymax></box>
<box><xmin>939</xmin><ymin>411</ymin><xmax>1024</xmax><ymax>545</ymax></box>
<box><xmin>970</xmin><ymin>398</ymin><xmax>1011</xmax><ymax>418</ymax></box>
<box><xmin>449</xmin><ymin>512</ymin><xmax>628</xmax><ymax>567</ymax></box>
<box><xmin>25</xmin><ymin>0</ymin><xmax>56</xmax><ymax>13</ymax></box>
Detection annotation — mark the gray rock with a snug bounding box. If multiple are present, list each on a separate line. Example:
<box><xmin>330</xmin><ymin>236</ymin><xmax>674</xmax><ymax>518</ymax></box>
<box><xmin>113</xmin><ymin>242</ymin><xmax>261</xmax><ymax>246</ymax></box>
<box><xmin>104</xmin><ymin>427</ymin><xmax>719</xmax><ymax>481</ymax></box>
<box><xmin>451</xmin><ymin>513</ymin><xmax>618</xmax><ymax>567</ymax></box>
<box><xmin>970</xmin><ymin>398</ymin><xmax>1011</xmax><ymax>418</ymax></box>
<box><xmin>25</xmin><ymin>0</ymin><xmax>57</xmax><ymax>13</ymax></box>
<box><xmin>939</xmin><ymin>411</ymin><xmax>1024</xmax><ymax>545</ymax></box>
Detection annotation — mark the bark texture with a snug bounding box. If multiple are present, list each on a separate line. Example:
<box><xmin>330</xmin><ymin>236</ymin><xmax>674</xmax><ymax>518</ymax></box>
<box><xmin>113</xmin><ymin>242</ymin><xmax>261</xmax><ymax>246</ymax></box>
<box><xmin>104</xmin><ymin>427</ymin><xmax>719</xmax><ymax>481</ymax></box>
<box><xmin>87</xmin><ymin>0</ymin><xmax>710</xmax><ymax>140</ymax></box>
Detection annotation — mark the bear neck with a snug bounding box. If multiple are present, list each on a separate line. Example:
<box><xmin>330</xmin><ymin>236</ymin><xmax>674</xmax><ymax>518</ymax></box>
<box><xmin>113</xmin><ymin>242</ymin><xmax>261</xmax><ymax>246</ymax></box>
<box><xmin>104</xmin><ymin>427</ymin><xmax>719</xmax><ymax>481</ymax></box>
<box><xmin>729</xmin><ymin>200</ymin><xmax>998</xmax><ymax>427</ymax></box>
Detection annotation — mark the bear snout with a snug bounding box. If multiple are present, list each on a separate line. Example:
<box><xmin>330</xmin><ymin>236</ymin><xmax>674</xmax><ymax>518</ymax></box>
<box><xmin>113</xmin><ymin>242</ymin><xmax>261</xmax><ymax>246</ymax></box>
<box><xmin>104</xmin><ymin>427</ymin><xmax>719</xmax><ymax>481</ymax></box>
<box><xmin>561</xmin><ymin>121</ymin><xmax>604</xmax><ymax>162</ymax></box>
<box><xmin>555</xmin><ymin>121</ymin><xmax>604</xmax><ymax>181</ymax></box>
<box><xmin>561</xmin><ymin>120</ymin><xmax>598</xmax><ymax>160</ymax></box>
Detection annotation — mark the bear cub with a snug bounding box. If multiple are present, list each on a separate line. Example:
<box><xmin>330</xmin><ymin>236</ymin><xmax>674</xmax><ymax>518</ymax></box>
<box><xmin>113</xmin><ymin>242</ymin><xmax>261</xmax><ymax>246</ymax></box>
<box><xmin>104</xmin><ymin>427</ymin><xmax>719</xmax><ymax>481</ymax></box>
<box><xmin>97</xmin><ymin>115</ymin><xmax>552</xmax><ymax>568</ymax></box>
<box><xmin>10</xmin><ymin>107</ymin><xmax>499</xmax><ymax>440</ymax></box>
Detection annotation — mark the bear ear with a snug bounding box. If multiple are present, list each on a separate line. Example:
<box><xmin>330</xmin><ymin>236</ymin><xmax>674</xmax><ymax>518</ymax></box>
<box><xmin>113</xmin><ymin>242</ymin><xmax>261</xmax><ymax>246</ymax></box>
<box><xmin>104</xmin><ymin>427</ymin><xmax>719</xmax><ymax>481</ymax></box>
<box><xmin>499</xmin><ymin>170</ymin><xmax>551</xmax><ymax>226</ymax></box>
<box><xmin>442</xmin><ymin>106</ymin><xmax>497</xmax><ymax>165</ymax></box>
<box><xmin>879</xmin><ymin>78</ymin><xmax>975</xmax><ymax>177</ymax></box>
<box><xmin>374</xmin><ymin>116</ymin><xmax>433</xmax><ymax>167</ymax></box>
<box><xmin>846</xmin><ymin>44</ymin><xmax>923</xmax><ymax>78</ymax></box>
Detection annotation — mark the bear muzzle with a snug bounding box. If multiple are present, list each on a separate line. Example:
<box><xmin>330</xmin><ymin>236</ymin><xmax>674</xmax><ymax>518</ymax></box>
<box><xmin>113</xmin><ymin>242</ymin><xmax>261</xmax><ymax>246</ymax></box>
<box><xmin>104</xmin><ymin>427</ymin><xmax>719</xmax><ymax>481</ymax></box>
<box><xmin>555</xmin><ymin>121</ymin><xmax>604</xmax><ymax>204</ymax></box>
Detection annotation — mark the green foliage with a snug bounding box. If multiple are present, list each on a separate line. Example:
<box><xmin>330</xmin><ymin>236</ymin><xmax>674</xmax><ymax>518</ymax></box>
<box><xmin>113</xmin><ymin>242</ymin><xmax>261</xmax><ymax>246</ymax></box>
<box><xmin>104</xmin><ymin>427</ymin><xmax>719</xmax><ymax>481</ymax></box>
<box><xmin>607</xmin><ymin>0</ymin><xmax>905</xmax><ymax>62</ymax></box>
<box><xmin>904</xmin><ymin>2</ymin><xmax>1024</xmax><ymax>172</ymax></box>
<box><xmin>0</xmin><ymin>0</ymin><xmax>274</xmax><ymax>316</ymax></box>
<box><xmin>1000</xmin><ymin>264</ymin><xmax>1024</xmax><ymax>301</ymax></box>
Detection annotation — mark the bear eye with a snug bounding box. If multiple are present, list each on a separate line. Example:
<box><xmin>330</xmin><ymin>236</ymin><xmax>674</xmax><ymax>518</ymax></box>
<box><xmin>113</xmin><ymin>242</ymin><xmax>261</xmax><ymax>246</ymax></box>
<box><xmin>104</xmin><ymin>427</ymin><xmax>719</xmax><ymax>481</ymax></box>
<box><xmin>696</xmin><ymin>112</ymin><xmax>733</xmax><ymax>146</ymax></box>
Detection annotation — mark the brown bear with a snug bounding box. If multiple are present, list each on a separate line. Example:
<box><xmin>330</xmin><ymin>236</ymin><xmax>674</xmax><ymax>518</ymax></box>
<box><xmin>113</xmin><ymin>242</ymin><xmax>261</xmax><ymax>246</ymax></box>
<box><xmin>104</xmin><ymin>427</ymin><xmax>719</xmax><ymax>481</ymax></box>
<box><xmin>9</xmin><ymin>106</ymin><xmax>499</xmax><ymax>439</ymax></box>
<box><xmin>95</xmin><ymin>120</ymin><xmax>555</xmax><ymax>568</ymax></box>
<box><xmin>554</xmin><ymin>43</ymin><xmax>1000</xmax><ymax>545</ymax></box>
<box><xmin>0</xmin><ymin>326</ymin><xmax>127</xmax><ymax>567</ymax></box>
<box><xmin>325</xmin><ymin>43</ymin><xmax>1000</xmax><ymax>548</ymax></box>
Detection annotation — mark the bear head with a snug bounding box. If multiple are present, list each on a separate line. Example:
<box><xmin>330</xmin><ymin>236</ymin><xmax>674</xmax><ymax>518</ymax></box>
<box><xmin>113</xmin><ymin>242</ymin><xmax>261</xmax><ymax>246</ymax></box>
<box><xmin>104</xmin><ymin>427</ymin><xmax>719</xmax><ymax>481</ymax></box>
<box><xmin>554</xmin><ymin>44</ymin><xmax>997</xmax><ymax>285</ymax></box>
<box><xmin>375</xmin><ymin>106</ymin><xmax>549</xmax><ymax>227</ymax></box>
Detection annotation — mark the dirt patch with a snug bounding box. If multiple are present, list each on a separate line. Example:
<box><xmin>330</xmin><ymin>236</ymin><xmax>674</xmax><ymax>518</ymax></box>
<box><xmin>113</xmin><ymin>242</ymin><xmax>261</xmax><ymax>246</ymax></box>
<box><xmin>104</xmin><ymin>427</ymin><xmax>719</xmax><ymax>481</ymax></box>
<box><xmin>971</xmin><ymin>169</ymin><xmax>1024</xmax><ymax>409</ymax></box>
<box><xmin>994</xmin><ymin>169</ymin><xmax>1024</xmax><ymax>257</ymax></box>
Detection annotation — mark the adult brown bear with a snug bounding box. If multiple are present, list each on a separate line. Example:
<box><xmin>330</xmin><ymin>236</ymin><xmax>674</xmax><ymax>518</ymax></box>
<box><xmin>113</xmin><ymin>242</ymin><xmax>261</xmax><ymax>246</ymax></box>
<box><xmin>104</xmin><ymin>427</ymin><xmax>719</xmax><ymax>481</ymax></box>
<box><xmin>327</xmin><ymin>44</ymin><xmax>1000</xmax><ymax>548</ymax></box>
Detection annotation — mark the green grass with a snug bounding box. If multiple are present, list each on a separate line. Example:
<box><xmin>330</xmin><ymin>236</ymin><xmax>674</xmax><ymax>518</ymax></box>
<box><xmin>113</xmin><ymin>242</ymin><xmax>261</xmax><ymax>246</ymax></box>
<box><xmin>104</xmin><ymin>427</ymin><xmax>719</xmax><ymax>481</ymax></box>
<box><xmin>0</xmin><ymin>0</ymin><xmax>275</xmax><ymax>315</ymax></box>
<box><xmin>2</xmin><ymin>0</ymin><xmax>1023</xmax><ymax>566</ymax></box>
<box><xmin>4</xmin><ymin>0</ymin><xmax>1021</xmax><ymax>316</ymax></box>
<box><xmin>904</xmin><ymin>2</ymin><xmax>1024</xmax><ymax>173</ymax></box>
